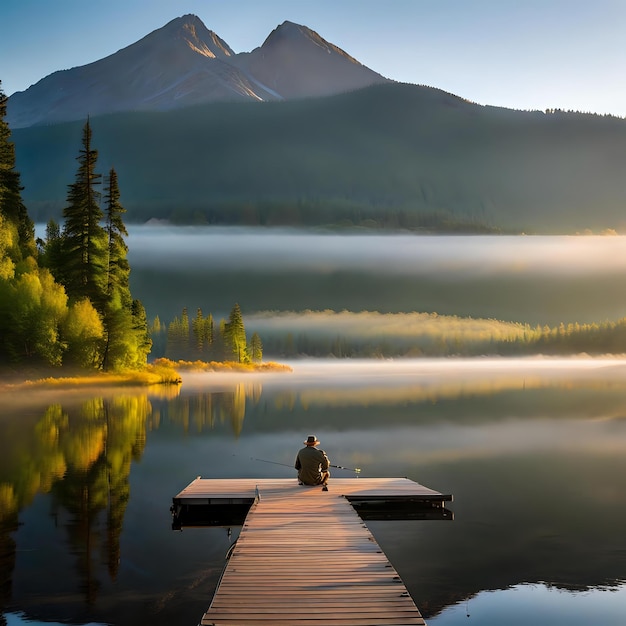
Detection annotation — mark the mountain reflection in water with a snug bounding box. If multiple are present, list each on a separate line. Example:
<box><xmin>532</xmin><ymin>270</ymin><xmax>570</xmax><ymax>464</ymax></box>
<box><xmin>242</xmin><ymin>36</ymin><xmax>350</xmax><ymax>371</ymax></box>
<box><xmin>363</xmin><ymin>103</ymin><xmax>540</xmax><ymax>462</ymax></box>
<box><xmin>0</xmin><ymin>358</ymin><xmax>625</xmax><ymax>625</ymax></box>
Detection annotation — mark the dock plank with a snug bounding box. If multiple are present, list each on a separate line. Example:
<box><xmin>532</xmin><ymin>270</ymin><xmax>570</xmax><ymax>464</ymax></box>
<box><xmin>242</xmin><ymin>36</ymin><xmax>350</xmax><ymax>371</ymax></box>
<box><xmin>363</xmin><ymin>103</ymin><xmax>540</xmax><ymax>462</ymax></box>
<box><xmin>194</xmin><ymin>478</ymin><xmax>430</xmax><ymax>625</ymax></box>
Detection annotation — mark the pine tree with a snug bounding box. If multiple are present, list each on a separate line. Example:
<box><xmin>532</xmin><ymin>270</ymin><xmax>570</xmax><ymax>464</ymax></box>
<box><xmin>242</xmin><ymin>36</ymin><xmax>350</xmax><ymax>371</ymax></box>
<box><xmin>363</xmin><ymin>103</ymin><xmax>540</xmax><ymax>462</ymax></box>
<box><xmin>192</xmin><ymin>308</ymin><xmax>205</xmax><ymax>358</ymax></box>
<box><xmin>99</xmin><ymin>168</ymin><xmax>150</xmax><ymax>370</ymax></box>
<box><xmin>104</xmin><ymin>168</ymin><xmax>130</xmax><ymax>305</ymax></box>
<box><xmin>130</xmin><ymin>299</ymin><xmax>152</xmax><ymax>365</ymax></box>
<box><xmin>39</xmin><ymin>219</ymin><xmax>64</xmax><ymax>277</ymax></box>
<box><xmin>203</xmin><ymin>313</ymin><xmax>214</xmax><ymax>359</ymax></box>
<box><xmin>223</xmin><ymin>303</ymin><xmax>249</xmax><ymax>363</ymax></box>
<box><xmin>204</xmin><ymin>313</ymin><xmax>215</xmax><ymax>360</ymax></box>
<box><xmin>61</xmin><ymin>119</ymin><xmax>107</xmax><ymax>306</ymax></box>
<box><xmin>165</xmin><ymin>316</ymin><xmax>183</xmax><ymax>359</ymax></box>
<box><xmin>0</xmin><ymin>81</ymin><xmax>35</xmax><ymax>260</ymax></box>
<box><xmin>249</xmin><ymin>332</ymin><xmax>263</xmax><ymax>362</ymax></box>
<box><xmin>180</xmin><ymin>307</ymin><xmax>190</xmax><ymax>358</ymax></box>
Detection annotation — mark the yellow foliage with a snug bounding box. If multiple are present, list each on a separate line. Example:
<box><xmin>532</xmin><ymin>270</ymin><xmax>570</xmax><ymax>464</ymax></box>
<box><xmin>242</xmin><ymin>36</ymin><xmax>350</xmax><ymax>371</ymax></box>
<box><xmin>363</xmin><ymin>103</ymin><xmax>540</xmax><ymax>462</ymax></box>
<box><xmin>0</xmin><ymin>215</ymin><xmax>16</xmax><ymax>280</ymax></box>
<box><xmin>153</xmin><ymin>357</ymin><xmax>292</xmax><ymax>373</ymax></box>
<box><xmin>63</xmin><ymin>427</ymin><xmax>106</xmax><ymax>471</ymax></box>
<box><xmin>0</xmin><ymin>483</ymin><xmax>18</xmax><ymax>521</ymax></box>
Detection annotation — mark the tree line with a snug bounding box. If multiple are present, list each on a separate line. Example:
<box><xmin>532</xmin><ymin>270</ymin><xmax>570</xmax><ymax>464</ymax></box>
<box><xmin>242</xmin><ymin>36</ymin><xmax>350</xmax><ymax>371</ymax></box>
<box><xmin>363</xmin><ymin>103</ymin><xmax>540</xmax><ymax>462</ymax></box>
<box><xmin>151</xmin><ymin>304</ymin><xmax>263</xmax><ymax>363</ymax></box>
<box><xmin>0</xmin><ymin>80</ymin><xmax>149</xmax><ymax>371</ymax></box>
<box><xmin>250</xmin><ymin>316</ymin><xmax>626</xmax><ymax>359</ymax></box>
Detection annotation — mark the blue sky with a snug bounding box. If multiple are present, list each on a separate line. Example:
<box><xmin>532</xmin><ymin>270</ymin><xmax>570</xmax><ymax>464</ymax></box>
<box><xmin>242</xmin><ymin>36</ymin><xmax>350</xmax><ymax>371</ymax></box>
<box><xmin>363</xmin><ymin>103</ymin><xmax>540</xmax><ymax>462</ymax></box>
<box><xmin>1</xmin><ymin>0</ymin><xmax>626</xmax><ymax>116</ymax></box>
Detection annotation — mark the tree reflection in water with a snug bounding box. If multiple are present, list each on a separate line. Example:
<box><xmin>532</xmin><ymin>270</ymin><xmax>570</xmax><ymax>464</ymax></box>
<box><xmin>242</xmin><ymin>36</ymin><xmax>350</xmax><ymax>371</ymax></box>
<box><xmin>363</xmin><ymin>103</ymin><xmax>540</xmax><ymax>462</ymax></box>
<box><xmin>1</xmin><ymin>359</ymin><xmax>626</xmax><ymax>625</ymax></box>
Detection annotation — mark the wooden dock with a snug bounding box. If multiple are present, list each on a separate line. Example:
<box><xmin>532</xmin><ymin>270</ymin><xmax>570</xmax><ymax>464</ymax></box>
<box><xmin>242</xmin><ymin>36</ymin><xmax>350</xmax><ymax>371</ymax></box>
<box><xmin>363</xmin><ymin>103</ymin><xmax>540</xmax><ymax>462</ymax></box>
<box><xmin>172</xmin><ymin>478</ymin><xmax>452</xmax><ymax>625</ymax></box>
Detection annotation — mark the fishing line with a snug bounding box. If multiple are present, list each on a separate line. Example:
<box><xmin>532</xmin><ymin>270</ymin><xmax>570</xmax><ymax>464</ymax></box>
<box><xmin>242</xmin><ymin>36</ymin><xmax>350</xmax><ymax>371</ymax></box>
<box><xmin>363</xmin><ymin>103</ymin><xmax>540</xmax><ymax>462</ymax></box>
<box><xmin>246</xmin><ymin>455</ymin><xmax>362</xmax><ymax>475</ymax></box>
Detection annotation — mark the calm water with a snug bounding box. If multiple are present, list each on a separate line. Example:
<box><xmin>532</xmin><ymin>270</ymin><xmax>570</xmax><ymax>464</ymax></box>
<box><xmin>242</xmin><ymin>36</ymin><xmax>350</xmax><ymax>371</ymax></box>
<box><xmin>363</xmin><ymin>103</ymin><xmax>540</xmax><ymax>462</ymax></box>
<box><xmin>1</xmin><ymin>358</ymin><xmax>626</xmax><ymax>625</ymax></box>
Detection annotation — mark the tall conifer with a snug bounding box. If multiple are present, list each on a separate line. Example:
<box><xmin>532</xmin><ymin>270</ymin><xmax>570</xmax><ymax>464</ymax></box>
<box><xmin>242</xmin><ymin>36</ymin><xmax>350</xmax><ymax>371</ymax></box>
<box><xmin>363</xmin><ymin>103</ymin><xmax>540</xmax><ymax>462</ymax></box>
<box><xmin>62</xmin><ymin>119</ymin><xmax>107</xmax><ymax>306</ymax></box>
<box><xmin>100</xmin><ymin>168</ymin><xmax>150</xmax><ymax>370</ymax></box>
<box><xmin>0</xmin><ymin>81</ymin><xmax>35</xmax><ymax>259</ymax></box>
<box><xmin>223</xmin><ymin>303</ymin><xmax>248</xmax><ymax>363</ymax></box>
<box><xmin>104</xmin><ymin>168</ymin><xmax>130</xmax><ymax>304</ymax></box>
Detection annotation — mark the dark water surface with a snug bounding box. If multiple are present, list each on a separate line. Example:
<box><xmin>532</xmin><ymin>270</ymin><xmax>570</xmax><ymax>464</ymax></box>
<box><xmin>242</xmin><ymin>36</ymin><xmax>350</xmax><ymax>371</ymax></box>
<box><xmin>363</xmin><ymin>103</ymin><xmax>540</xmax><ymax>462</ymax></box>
<box><xmin>1</xmin><ymin>358</ymin><xmax>625</xmax><ymax>625</ymax></box>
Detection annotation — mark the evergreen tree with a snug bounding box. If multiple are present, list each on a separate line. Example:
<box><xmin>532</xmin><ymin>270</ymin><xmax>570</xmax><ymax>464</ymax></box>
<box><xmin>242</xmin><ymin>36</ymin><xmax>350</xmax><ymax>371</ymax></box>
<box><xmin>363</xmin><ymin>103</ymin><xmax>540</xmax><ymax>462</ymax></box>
<box><xmin>249</xmin><ymin>332</ymin><xmax>263</xmax><ymax>362</ymax></box>
<box><xmin>100</xmin><ymin>168</ymin><xmax>146</xmax><ymax>370</ymax></box>
<box><xmin>131</xmin><ymin>299</ymin><xmax>152</xmax><ymax>364</ymax></box>
<box><xmin>0</xmin><ymin>81</ymin><xmax>35</xmax><ymax>260</ymax></box>
<box><xmin>203</xmin><ymin>312</ymin><xmax>214</xmax><ymax>359</ymax></box>
<box><xmin>189</xmin><ymin>307</ymin><xmax>216</xmax><ymax>360</ymax></box>
<box><xmin>103</xmin><ymin>168</ymin><xmax>130</xmax><ymax>305</ymax></box>
<box><xmin>149</xmin><ymin>315</ymin><xmax>166</xmax><ymax>358</ymax></box>
<box><xmin>166</xmin><ymin>316</ymin><xmax>184</xmax><ymax>359</ymax></box>
<box><xmin>214</xmin><ymin>318</ymin><xmax>227</xmax><ymax>361</ymax></box>
<box><xmin>38</xmin><ymin>219</ymin><xmax>64</xmax><ymax>277</ymax></box>
<box><xmin>192</xmin><ymin>308</ymin><xmax>205</xmax><ymax>358</ymax></box>
<box><xmin>180</xmin><ymin>307</ymin><xmax>190</xmax><ymax>358</ymax></box>
<box><xmin>223</xmin><ymin>303</ymin><xmax>248</xmax><ymax>363</ymax></box>
<box><xmin>61</xmin><ymin>119</ymin><xmax>107</xmax><ymax>306</ymax></box>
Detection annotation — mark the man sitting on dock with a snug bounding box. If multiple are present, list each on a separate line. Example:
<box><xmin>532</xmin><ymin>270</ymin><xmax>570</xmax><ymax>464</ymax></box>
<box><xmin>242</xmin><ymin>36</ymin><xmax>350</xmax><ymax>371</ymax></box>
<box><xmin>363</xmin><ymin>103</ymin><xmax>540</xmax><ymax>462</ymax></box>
<box><xmin>295</xmin><ymin>435</ymin><xmax>331</xmax><ymax>491</ymax></box>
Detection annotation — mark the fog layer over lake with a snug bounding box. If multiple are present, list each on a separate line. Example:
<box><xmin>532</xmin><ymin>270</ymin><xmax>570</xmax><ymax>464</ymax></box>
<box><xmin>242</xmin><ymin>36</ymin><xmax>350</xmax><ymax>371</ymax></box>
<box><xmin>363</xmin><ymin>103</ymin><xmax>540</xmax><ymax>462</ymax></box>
<box><xmin>124</xmin><ymin>227</ymin><xmax>626</xmax><ymax>325</ymax></box>
<box><xmin>128</xmin><ymin>226</ymin><xmax>626</xmax><ymax>276</ymax></box>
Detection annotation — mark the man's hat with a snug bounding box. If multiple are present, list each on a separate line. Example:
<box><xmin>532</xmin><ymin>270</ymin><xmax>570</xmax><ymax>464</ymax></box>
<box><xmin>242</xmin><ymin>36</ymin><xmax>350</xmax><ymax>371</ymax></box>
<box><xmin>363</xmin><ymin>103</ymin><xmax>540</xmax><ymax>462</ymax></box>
<box><xmin>304</xmin><ymin>435</ymin><xmax>320</xmax><ymax>446</ymax></box>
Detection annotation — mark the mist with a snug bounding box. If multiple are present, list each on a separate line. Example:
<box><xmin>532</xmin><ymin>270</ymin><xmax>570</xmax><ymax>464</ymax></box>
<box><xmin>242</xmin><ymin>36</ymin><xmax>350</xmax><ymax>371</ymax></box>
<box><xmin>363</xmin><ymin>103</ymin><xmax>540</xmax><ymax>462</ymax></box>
<box><xmin>35</xmin><ymin>225</ymin><xmax>626</xmax><ymax>325</ymax></box>
<box><xmin>179</xmin><ymin>357</ymin><xmax>626</xmax><ymax>394</ymax></box>
<box><xmin>126</xmin><ymin>226</ymin><xmax>626</xmax><ymax>277</ymax></box>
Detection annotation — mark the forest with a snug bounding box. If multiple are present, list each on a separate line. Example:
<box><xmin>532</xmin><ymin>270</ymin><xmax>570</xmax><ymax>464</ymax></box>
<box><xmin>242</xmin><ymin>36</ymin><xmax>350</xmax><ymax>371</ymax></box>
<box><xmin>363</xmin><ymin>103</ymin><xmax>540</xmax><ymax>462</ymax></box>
<box><xmin>12</xmin><ymin>82</ymin><xmax>626</xmax><ymax>235</ymax></box>
<box><xmin>4</xmin><ymin>74</ymin><xmax>626</xmax><ymax>372</ymax></box>
<box><xmin>0</xmin><ymin>82</ymin><xmax>254</xmax><ymax>373</ymax></box>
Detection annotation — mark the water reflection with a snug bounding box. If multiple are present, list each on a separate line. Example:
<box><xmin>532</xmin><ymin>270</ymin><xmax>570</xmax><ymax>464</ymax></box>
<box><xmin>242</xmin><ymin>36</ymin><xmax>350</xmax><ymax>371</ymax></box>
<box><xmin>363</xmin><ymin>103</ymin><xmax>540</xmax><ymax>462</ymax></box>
<box><xmin>1</xmin><ymin>359</ymin><xmax>626</xmax><ymax>624</ymax></box>
<box><xmin>430</xmin><ymin>583</ymin><xmax>626</xmax><ymax>626</ymax></box>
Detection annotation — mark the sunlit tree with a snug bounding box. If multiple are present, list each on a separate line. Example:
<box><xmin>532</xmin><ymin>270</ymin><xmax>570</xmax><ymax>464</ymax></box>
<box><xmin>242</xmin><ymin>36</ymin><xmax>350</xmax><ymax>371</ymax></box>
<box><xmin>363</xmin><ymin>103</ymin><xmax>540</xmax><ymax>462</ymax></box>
<box><xmin>249</xmin><ymin>332</ymin><xmax>263</xmax><ymax>362</ymax></box>
<box><xmin>0</xmin><ymin>264</ymin><xmax>68</xmax><ymax>365</ymax></box>
<box><xmin>61</xmin><ymin>298</ymin><xmax>105</xmax><ymax>368</ymax></box>
<box><xmin>61</xmin><ymin>119</ymin><xmax>107</xmax><ymax>306</ymax></box>
<box><xmin>99</xmin><ymin>168</ymin><xmax>150</xmax><ymax>370</ymax></box>
<box><xmin>0</xmin><ymin>80</ymin><xmax>35</xmax><ymax>260</ymax></box>
<box><xmin>223</xmin><ymin>303</ymin><xmax>248</xmax><ymax>363</ymax></box>
<box><xmin>104</xmin><ymin>168</ymin><xmax>130</xmax><ymax>303</ymax></box>
<box><xmin>192</xmin><ymin>308</ymin><xmax>205</xmax><ymax>358</ymax></box>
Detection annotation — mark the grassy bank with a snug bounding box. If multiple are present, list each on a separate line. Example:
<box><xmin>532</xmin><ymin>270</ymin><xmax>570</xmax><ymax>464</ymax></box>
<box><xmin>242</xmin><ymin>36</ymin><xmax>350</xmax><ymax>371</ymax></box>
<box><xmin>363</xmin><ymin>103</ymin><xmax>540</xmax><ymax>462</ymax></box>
<box><xmin>153</xmin><ymin>357</ymin><xmax>293</xmax><ymax>373</ymax></box>
<box><xmin>0</xmin><ymin>358</ymin><xmax>292</xmax><ymax>392</ymax></box>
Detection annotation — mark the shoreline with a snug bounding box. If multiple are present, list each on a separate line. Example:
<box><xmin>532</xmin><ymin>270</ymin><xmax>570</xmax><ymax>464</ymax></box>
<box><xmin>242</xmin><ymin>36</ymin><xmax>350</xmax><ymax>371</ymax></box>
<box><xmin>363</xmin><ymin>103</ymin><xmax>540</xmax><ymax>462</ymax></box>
<box><xmin>0</xmin><ymin>359</ymin><xmax>292</xmax><ymax>392</ymax></box>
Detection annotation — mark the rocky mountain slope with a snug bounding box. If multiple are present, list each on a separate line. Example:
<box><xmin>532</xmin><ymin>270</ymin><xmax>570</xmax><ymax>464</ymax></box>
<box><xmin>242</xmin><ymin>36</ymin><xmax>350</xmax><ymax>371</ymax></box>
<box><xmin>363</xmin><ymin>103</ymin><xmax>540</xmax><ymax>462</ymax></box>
<box><xmin>6</xmin><ymin>14</ymin><xmax>389</xmax><ymax>128</ymax></box>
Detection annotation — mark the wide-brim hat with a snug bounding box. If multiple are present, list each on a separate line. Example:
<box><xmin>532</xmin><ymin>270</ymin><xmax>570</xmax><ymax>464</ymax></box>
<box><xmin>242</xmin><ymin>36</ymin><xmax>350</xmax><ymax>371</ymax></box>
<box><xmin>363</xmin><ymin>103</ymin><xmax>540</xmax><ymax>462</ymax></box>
<box><xmin>304</xmin><ymin>435</ymin><xmax>320</xmax><ymax>445</ymax></box>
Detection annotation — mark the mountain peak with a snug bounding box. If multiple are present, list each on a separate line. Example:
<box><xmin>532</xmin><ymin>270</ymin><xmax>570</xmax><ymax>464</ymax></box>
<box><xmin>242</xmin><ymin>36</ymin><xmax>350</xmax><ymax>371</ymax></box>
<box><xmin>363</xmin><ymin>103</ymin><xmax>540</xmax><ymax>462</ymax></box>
<box><xmin>7</xmin><ymin>15</ymin><xmax>389</xmax><ymax>128</ymax></box>
<box><xmin>262</xmin><ymin>20</ymin><xmax>359</xmax><ymax>65</ymax></box>
<box><xmin>243</xmin><ymin>20</ymin><xmax>387</xmax><ymax>99</ymax></box>
<box><xmin>157</xmin><ymin>14</ymin><xmax>234</xmax><ymax>59</ymax></box>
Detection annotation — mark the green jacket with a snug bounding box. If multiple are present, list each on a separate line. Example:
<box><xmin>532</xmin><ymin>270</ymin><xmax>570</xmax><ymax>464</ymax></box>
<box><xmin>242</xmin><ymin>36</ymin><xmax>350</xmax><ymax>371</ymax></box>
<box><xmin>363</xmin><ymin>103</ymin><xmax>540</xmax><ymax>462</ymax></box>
<box><xmin>295</xmin><ymin>445</ymin><xmax>330</xmax><ymax>485</ymax></box>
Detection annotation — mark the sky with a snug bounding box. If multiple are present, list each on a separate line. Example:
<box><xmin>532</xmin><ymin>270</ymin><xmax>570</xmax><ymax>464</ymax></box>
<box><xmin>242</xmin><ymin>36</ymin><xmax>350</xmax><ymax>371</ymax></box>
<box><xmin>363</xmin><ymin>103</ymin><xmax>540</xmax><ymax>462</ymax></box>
<box><xmin>1</xmin><ymin>0</ymin><xmax>626</xmax><ymax>116</ymax></box>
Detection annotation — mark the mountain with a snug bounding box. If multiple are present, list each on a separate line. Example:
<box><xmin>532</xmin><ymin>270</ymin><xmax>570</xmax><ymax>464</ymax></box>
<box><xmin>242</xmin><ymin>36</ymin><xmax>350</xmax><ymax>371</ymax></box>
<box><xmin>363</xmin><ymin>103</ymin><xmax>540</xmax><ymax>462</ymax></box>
<box><xmin>12</xmin><ymin>82</ymin><xmax>626</xmax><ymax>234</ymax></box>
<box><xmin>8</xmin><ymin>15</ymin><xmax>626</xmax><ymax>233</ymax></box>
<box><xmin>6</xmin><ymin>15</ymin><xmax>389</xmax><ymax>128</ymax></box>
<box><xmin>231</xmin><ymin>21</ymin><xmax>388</xmax><ymax>99</ymax></box>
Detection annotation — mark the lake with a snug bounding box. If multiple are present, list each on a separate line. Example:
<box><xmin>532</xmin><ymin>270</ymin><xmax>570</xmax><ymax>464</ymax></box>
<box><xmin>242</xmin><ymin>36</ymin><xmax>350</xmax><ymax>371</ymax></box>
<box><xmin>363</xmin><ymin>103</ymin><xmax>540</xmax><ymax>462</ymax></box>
<box><xmin>1</xmin><ymin>358</ymin><xmax>626</xmax><ymax>625</ymax></box>
<box><xmin>5</xmin><ymin>228</ymin><xmax>626</xmax><ymax>624</ymax></box>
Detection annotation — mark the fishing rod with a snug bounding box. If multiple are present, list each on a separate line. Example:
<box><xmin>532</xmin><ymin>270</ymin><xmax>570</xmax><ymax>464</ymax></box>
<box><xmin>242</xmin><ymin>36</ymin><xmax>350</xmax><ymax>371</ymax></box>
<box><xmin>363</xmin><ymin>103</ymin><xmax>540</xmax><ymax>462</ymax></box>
<box><xmin>250</xmin><ymin>456</ymin><xmax>362</xmax><ymax>475</ymax></box>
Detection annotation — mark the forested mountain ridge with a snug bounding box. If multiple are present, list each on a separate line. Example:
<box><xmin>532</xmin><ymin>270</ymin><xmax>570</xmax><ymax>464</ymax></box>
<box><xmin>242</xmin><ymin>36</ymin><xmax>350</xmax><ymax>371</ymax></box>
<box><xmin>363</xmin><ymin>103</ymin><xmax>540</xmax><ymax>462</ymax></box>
<box><xmin>7</xmin><ymin>14</ymin><xmax>626</xmax><ymax>233</ymax></box>
<box><xmin>6</xmin><ymin>14</ymin><xmax>389</xmax><ymax>129</ymax></box>
<box><xmin>12</xmin><ymin>82</ymin><xmax>626</xmax><ymax>233</ymax></box>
